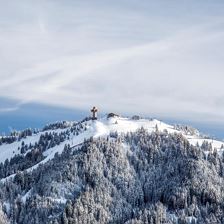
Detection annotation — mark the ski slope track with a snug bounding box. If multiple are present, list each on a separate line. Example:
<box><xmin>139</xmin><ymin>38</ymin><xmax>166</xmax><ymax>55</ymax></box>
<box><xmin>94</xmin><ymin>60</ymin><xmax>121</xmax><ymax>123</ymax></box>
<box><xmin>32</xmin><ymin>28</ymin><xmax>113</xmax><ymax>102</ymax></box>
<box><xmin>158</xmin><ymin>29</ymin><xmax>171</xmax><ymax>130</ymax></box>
<box><xmin>0</xmin><ymin>115</ymin><xmax>224</xmax><ymax>183</ymax></box>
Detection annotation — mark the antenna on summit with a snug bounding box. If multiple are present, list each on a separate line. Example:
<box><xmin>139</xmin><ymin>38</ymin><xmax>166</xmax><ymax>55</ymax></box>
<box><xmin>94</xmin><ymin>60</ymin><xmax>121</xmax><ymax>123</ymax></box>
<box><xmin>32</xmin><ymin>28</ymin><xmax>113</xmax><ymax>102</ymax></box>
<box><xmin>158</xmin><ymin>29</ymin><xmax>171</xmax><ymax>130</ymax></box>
<box><xmin>91</xmin><ymin>106</ymin><xmax>98</xmax><ymax>120</ymax></box>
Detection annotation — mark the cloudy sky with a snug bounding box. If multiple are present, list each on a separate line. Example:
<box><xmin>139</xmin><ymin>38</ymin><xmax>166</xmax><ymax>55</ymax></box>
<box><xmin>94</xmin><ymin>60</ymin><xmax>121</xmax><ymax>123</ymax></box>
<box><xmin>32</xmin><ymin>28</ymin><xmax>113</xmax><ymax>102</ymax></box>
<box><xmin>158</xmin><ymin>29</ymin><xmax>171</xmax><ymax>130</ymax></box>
<box><xmin>1</xmin><ymin>0</ymin><xmax>224</xmax><ymax>135</ymax></box>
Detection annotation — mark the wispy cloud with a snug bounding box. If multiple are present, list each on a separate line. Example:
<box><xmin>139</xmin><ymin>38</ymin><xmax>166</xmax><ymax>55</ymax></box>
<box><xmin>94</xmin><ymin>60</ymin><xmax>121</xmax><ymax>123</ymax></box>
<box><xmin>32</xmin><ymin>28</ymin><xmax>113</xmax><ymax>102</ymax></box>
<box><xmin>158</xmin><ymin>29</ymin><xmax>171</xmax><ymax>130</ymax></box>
<box><xmin>0</xmin><ymin>0</ymin><xmax>224</xmax><ymax>124</ymax></box>
<box><xmin>0</xmin><ymin>98</ymin><xmax>25</xmax><ymax>113</ymax></box>
<box><xmin>0</xmin><ymin>107</ymin><xmax>19</xmax><ymax>113</ymax></box>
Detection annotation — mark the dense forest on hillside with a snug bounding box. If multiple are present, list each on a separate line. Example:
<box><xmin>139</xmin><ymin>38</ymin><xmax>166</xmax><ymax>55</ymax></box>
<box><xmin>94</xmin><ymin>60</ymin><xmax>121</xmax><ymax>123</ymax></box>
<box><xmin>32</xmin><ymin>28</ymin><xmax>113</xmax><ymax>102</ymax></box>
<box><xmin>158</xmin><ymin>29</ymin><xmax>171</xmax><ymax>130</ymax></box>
<box><xmin>0</xmin><ymin>128</ymin><xmax>224</xmax><ymax>223</ymax></box>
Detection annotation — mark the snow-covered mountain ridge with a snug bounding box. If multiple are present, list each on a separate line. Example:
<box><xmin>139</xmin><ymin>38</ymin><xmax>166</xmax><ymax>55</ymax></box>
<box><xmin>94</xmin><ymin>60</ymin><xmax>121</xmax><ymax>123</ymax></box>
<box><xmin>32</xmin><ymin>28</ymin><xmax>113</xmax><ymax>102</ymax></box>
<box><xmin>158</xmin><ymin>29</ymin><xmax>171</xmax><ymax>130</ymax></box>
<box><xmin>0</xmin><ymin>114</ymin><xmax>223</xmax><ymax>183</ymax></box>
<box><xmin>1</xmin><ymin>114</ymin><xmax>224</xmax><ymax>223</ymax></box>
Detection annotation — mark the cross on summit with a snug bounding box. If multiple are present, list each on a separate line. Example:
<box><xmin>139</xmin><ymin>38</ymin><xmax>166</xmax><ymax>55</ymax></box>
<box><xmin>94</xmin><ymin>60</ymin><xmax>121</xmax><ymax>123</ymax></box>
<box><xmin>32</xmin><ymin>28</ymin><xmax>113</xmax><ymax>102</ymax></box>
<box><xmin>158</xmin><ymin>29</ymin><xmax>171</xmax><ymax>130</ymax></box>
<box><xmin>91</xmin><ymin>106</ymin><xmax>98</xmax><ymax>120</ymax></box>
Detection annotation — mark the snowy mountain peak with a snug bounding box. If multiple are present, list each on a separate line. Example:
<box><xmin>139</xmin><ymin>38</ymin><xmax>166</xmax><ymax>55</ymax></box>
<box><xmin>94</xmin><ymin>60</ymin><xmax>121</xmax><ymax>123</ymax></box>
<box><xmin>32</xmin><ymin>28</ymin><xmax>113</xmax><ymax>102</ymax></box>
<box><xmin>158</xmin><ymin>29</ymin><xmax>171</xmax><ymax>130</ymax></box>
<box><xmin>0</xmin><ymin>115</ymin><xmax>224</xmax><ymax>183</ymax></box>
<box><xmin>1</xmin><ymin>115</ymin><xmax>224</xmax><ymax>223</ymax></box>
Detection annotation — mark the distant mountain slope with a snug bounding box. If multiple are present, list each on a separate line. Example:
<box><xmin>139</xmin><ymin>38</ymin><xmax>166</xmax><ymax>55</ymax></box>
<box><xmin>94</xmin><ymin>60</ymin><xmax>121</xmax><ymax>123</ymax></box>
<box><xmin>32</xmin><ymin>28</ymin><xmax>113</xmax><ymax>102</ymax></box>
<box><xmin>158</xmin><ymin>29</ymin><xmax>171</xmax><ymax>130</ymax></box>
<box><xmin>0</xmin><ymin>115</ymin><xmax>224</xmax><ymax>223</ymax></box>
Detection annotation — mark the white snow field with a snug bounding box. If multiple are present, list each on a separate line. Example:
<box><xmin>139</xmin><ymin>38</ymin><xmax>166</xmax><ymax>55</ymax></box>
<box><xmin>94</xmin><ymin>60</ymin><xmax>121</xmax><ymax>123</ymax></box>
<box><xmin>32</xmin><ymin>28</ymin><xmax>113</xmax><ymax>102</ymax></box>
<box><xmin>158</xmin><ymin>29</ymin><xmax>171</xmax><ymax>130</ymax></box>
<box><xmin>0</xmin><ymin>115</ymin><xmax>224</xmax><ymax>182</ymax></box>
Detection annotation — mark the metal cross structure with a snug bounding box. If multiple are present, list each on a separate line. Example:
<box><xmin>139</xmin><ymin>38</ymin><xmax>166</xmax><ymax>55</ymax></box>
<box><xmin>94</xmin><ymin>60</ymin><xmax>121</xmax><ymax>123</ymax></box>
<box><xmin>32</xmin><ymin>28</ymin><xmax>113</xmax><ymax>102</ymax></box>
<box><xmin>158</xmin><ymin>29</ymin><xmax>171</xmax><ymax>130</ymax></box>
<box><xmin>91</xmin><ymin>106</ymin><xmax>98</xmax><ymax>120</ymax></box>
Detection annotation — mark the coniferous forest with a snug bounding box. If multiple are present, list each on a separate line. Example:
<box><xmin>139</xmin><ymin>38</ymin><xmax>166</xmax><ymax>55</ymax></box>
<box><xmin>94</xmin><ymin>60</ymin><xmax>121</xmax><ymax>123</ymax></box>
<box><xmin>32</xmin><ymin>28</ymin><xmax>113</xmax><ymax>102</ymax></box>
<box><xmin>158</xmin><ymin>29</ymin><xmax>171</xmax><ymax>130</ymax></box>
<box><xmin>0</xmin><ymin>124</ymin><xmax>224</xmax><ymax>224</ymax></box>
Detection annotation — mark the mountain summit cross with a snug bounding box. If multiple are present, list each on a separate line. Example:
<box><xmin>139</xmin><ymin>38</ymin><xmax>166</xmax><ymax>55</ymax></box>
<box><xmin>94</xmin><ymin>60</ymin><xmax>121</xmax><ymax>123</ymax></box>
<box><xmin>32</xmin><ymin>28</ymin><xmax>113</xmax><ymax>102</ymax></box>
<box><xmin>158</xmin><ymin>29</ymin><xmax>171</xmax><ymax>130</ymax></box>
<box><xmin>91</xmin><ymin>106</ymin><xmax>98</xmax><ymax>120</ymax></box>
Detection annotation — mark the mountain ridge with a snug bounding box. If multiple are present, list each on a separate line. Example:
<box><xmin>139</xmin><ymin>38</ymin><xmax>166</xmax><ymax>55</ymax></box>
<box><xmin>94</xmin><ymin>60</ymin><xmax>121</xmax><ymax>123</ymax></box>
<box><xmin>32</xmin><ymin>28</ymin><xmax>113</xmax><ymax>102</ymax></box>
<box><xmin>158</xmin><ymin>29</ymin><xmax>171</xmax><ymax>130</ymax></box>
<box><xmin>0</xmin><ymin>114</ymin><xmax>224</xmax><ymax>223</ymax></box>
<box><xmin>0</xmin><ymin>114</ymin><xmax>223</xmax><ymax>169</ymax></box>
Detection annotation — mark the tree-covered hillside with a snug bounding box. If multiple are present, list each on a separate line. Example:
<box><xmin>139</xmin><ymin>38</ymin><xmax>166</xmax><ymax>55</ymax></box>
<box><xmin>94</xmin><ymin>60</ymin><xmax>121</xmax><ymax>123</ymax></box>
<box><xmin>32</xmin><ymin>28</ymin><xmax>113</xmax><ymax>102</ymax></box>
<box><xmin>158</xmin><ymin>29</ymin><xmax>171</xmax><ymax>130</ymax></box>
<box><xmin>1</xmin><ymin>127</ymin><xmax>224</xmax><ymax>224</ymax></box>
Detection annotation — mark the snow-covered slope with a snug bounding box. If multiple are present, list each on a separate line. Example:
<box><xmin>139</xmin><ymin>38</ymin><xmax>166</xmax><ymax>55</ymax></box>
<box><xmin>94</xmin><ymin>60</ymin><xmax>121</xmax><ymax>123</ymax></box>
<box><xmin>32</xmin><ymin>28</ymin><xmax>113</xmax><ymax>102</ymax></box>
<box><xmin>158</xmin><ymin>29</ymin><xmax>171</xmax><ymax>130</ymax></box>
<box><xmin>0</xmin><ymin>115</ymin><xmax>223</xmax><ymax>182</ymax></box>
<box><xmin>0</xmin><ymin>128</ymin><xmax>66</xmax><ymax>164</ymax></box>
<box><xmin>87</xmin><ymin>116</ymin><xmax>224</xmax><ymax>152</ymax></box>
